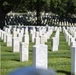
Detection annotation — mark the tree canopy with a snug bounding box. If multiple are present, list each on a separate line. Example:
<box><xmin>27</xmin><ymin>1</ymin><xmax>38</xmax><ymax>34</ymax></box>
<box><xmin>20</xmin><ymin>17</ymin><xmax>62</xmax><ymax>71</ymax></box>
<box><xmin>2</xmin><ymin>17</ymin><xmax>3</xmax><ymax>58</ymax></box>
<box><xmin>50</xmin><ymin>0</ymin><xmax>76</xmax><ymax>17</ymax></box>
<box><xmin>0</xmin><ymin>0</ymin><xmax>76</xmax><ymax>29</ymax></box>
<box><xmin>0</xmin><ymin>0</ymin><xmax>76</xmax><ymax>15</ymax></box>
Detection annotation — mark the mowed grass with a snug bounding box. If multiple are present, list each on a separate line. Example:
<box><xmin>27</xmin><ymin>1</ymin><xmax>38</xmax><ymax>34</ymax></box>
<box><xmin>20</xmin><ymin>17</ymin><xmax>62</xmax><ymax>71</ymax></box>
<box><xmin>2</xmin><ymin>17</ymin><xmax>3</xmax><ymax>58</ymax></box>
<box><xmin>47</xmin><ymin>31</ymin><xmax>71</xmax><ymax>75</ymax></box>
<box><xmin>1</xmin><ymin>31</ymin><xmax>71</xmax><ymax>75</ymax></box>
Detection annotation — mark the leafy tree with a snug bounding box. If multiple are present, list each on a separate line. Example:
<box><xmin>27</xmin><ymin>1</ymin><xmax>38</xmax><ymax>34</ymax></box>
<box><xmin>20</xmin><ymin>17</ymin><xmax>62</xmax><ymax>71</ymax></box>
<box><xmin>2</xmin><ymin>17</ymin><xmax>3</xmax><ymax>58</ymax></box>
<box><xmin>0</xmin><ymin>0</ymin><xmax>22</xmax><ymax>29</ymax></box>
<box><xmin>0</xmin><ymin>0</ymin><xmax>50</xmax><ymax>29</ymax></box>
<box><xmin>26</xmin><ymin>0</ymin><xmax>50</xmax><ymax>25</ymax></box>
<box><xmin>50</xmin><ymin>0</ymin><xmax>76</xmax><ymax>17</ymax></box>
<box><xmin>0</xmin><ymin>0</ymin><xmax>76</xmax><ymax>29</ymax></box>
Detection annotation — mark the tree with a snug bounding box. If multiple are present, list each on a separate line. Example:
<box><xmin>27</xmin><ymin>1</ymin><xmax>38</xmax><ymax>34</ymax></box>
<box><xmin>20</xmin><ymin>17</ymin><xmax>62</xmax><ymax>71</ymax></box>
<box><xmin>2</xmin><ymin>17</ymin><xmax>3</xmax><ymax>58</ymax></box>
<box><xmin>50</xmin><ymin>0</ymin><xmax>76</xmax><ymax>17</ymax></box>
<box><xmin>0</xmin><ymin>0</ymin><xmax>50</xmax><ymax>29</ymax></box>
<box><xmin>0</xmin><ymin>0</ymin><xmax>76</xmax><ymax>29</ymax></box>
<box><xmin>26</xmin><ymin>0</ymin><xmax>50</xmax><ymax>25</ymax></box>
<box><xmin>0</xmin><ymin>0</ymin><xmax>22</xmax><ymax>29</ymax></box>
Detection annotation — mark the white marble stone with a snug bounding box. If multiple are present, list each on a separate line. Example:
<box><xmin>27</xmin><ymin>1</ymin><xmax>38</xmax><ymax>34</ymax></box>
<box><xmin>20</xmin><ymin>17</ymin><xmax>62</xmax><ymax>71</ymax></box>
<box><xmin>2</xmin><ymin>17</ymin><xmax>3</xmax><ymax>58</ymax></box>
<box><xmin>25</xmin><ymin>27</ymin><xmax>28</xmax><ymax>34</ymax></box>
<box><xmin>74</xmin><ymin>33</ymin><xmax>76</xmax><ymax>38</ymax></box>
<box><xmin>70</xmin><ymin>37</ymin><xmax>75</xmax><ymax>43</ymax></box>
<box><xmin>39</xmin><ymin>30</ymin><xmax>42</xmax><ymax>36</ymax></box>
<box><xmin>52</xmin><ymin>37</ymin><xmax>58</xmax><ymax>51</ymax></box>
<box><xmin>20</xmin><ymin>42</ymin><xmax>29</xmax><ymax>62</ymax></box>
<box><xmin>12</xmin><ymin>37</ymin><xmax>20</xmax><ymax>52</ymax></box>
<box><xmin>71</xmin><ymin>41</ymin><xmax>76</xmax><ymax>47</ymax></box>
<box><xmin>24</xmin><ymin>34</ymin><xmax>29</xmax><ymax>44</ymax></box>
<box><xmin>3</xmin><ymin>32</ymin><xmax>7</xmax><ymax>42</ymax></box>
<box><xmin>18</xmin><ymin>33</ymin><xmax>23</xmax><ymax>42</ymax></box>
<box><xmin>40</xmin><ymin>35</ymin><xmax>46</xmax><ymax>44</ymax></box>
<box><xmin>13</xmin><ymin>30</ymin><xmax>17</xmax><ymax>37</ymax></box>
<box><xmin>71</xmin><ymin>46</ymin><xmax>76</xmax><ymax>75</ymax></box>
<box><xmin>1</xmin><ymin>31</ymin><xmax>4</xmax><ymax>40</ymax></box>
<box><xmin>68</xmin><ymin>35</ymin><xmax>72</xmax><ymax>46</ymax></box>
<box><xmin>32</xmin><ymin>33</ymin><xmax>35</xmax><ymax>42</ymax></box>
<box><xmin>35</xmin><ymin>36</ymin><xmax>40</xmax><ymax>45</ymax></box>
<box><xmin>35</xmin><ymin>31</ymin><xmax>39</xmax><ymax>37</ymax></box>
<box><xmin>6</xmin><ymin>34</ymin><xmax>12</xmax><ymax>46</ymax></box>
<box><xmin>33</xmin><ymin>44</ymin><xmax>48</xmax><ymax>69</ymax></box>
<box><xmin>7</xmin><ymin>28</ymin><xmax>11</xmax><ymax>34</ymax></box>
<box><xmin>20</xmin><ymin>29</ymin><xmax>24</xmax><ymax>36</ymax></box>
<box><xmin>17</xmin><ymin>28</ymin><xmax>20</xmax><ymax>33</ymax></box>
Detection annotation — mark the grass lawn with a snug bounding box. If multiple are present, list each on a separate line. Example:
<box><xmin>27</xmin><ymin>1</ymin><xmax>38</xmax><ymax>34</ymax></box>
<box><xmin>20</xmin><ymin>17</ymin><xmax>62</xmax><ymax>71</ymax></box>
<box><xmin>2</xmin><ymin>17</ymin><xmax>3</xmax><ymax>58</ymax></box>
<box><xmin>1</xmin><ymin>31</ymin><xmax>71</xmax><ymax>75</ymax></box>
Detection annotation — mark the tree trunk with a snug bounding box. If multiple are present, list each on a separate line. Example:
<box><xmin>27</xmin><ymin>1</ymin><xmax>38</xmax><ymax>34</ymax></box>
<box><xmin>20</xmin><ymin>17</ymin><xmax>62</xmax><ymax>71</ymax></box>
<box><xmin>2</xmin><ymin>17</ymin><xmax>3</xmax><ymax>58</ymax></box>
<box><xmin>36</xmin><ymin>0</ymin><xmax>42</xmax><ymax>26</ymax></box>
<box><xmin>0</xmin><ymin>13</ymin><xmax>6</xmax><ymax>29</ymax></box>
<box><xmin>0</xmin><ymin>6</ymin><xmax>7</xmax><ymax>29</ymax></box>
<box><xmin>36</xmin><ymin>11</ymin><xmax>41</xmax><ymax>25</ymax></box>
<box><xmin>0</xmin><ymin>2</ymin><xmax>13</xmax><ymax>29</ymax></box>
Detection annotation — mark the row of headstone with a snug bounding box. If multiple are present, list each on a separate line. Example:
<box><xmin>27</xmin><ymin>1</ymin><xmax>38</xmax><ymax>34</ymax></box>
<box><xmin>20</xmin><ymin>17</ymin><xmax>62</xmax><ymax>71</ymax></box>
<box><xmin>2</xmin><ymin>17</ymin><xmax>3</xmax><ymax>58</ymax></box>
<box><xmin>3</xmin><ymin>26</ymin><xmax>11</xmax><ymax>34</ymax></box>
<box><xmin>62</xmin><ymin>27</ymin><xmax>76</xmax><ymax>75</ymax></box>
<box><xmin>29</xmin><ymin>26</ymin><xmax>54</xmax><ymax>69</ymax></box>
<box><xmin>5</xmin><ymin>12</ymin><xmax>76</xmax><ymax>27</ymax></box>
<box><xmin>0</xmin><ymin>29</ymin><xmax>12</xmax><ymax>47</ymax></box>
<box><xmin>63</xmin><ymin>27</ymin><xmax>76</xmax><ymax>46</ymax></box>
<box><xmin>30</xmin><ymin>26</ymin><xmax>54</xmax><ymax>45</ymax></box>
<box><xmin>59</xmin><ymin>21</ymin><xmax>76</xmax><ymax>27</ymax></box>
<box><xmin>2</xmin><ymin>26</ymin><xmax>76</xmax><ymax>72</ymax></box>
<box><xmin>2</xmin><ymin>26</ymin><xmax>73</xmax><ymax>70</ymax></box>
<box><xmin>52</xmin><ymin>27</ymin><xmax>60</xmax><ymax>51</ymax></box>
<box><xmin>67</xmin><ymin>27</ymin><xmax>76</xmax><ymax>38</ymax></box>
<box><xmin>13</xmin><ymin>26</ymin><xmax>54</xmax><ymax>69</ymax></box>
<box><xmin>1</xmin><ymin>26</ymin><xmax>76</xmax><ymax>73</ymax></box>
<box><xmin>65</xmin><ymin>27</ymin><xmax>76</xmax><ymax>75</ymax></box>
<box><xmin>0</xmin><ymin>26</ymin><xmax>29</xmax><ymax>62</ymax></box>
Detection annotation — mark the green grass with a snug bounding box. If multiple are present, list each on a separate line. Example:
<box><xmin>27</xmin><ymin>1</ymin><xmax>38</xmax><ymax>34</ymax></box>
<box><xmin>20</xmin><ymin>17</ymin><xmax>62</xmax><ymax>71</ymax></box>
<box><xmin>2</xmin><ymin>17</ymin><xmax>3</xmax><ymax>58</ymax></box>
<box><xmin>1</xmin><ymin>31</ymin><xmax>71</xmax><ymax>75</ymax></box>
<box><xmin>48</xmin><ymin>32</ymin><xmax>71</xmax><ymax>75</ymax></box>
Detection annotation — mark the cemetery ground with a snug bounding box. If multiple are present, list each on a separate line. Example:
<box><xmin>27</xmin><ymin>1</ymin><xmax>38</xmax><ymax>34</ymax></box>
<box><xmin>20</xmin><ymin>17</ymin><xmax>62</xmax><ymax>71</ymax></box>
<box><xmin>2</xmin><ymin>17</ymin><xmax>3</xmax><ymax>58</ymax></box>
<box><xmin>1</xmin><ymin>31</ymin><xmax>71</xmax><ymax>75</ymax></box>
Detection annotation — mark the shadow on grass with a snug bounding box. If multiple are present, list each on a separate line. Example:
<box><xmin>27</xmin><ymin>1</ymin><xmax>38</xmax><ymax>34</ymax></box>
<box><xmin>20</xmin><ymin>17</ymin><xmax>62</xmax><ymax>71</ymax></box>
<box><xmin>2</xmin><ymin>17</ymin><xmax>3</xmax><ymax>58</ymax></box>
<box><xmin>1</xmin><ymin>43</ymin><xmax>6</xmax><ymax>46</ymax></box>
<box><xmin>12</xmin><ymin>59</ymin><xmax>20</xmax><ymax>62</ymax></box>
<box><xmin>57</xmin><ymin>70</ymin><xmax>71</xmax><ymax>75</ymax></box>
<box><xmin>0</xmin><ymin>40</ymin><xmax>3</xmax><ymax>42</ymax></box>
<box><xmin>48</xmin><ymin>49</ymin><xmax>51</xmax><ymax>51</ymax></box>
<box><xmin>7</xmin><ymin>50</ymin><xmax>12</xmax><ymax>52</ymax></box>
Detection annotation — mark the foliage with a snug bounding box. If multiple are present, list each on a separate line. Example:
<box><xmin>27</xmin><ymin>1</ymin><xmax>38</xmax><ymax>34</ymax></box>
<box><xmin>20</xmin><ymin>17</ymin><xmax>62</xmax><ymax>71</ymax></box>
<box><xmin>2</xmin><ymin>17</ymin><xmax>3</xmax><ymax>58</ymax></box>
<box><xmin>50</xmin><ymin>0</ymin><xmax>76</xmax><ymax>16</ymax></box>
<box><xmin>0</xmin><ymin>0</ymin><xmax>76</xmax><ymax>15</ymax></box>
<box><xmin>0</xmin><ymin>0</ymin><xmax>76</xmax><ymax>29</ymax></box>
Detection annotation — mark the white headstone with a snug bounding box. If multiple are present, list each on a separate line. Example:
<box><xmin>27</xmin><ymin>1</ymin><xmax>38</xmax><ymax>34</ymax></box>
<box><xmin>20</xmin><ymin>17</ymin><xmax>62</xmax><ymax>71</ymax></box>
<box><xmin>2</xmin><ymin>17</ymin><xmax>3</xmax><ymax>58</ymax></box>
<box><xmin>13</xmin><ymin>30</ymin><xmax>17</xmax><ymax>37</ymax></box>
<box><xmin>52</xmin><ymin>37</ymin><xmax>58</xmax><ymax>51</ymax></box>
<box><xmin>6</xmin><ymin>34</ymin><xmax>12</xmax><ymax>46</ymax></box>
<box><xmin>20</xmin><ymin>42</ymin><xmax>29</xmax><ymax>62</ymax></box>
<box><xmin>12</xmin><ymin>37</ymin><xmax>20</xmax><ymax>52</ymax></box>
<box><xmin>35</xmin><ymin>36</ymin><xmax>40</xmax><ymax>45</ymax></box>
<box><xmin>71</xmin><ymin>41</ymin><xmax>76</xmax><ymax>47</ymax></box>
<box><xmin>18</xmin><ymin>33</ymin><xmax>23</xmax><ymax>42</ymax></box>
<box><xmin>33</xmin><ymin>44</ymin><xmax>48</xmax><ymax>69</ymax></box>
<box><xmin>71</xmin><ymin>46</ymin><xmax>76</xmax><ymax>75</ymax></box>
<box><xmin>3</xmin><ymin>32</ymin><xmax>7</xmax><ymax>42</ymax></box>
<box><xmin>24</xmin><ymin>34</ymin><xmax>29</xmax><ymax>44</ymax></box>
<box><xmin>32</xmin><ymin>33</ymin><xmax>35</xmax><ymax>42</ymax></box>
<box><xmin>7</xmin><ymin>28</ymin><xmax>11</xmax><ymax>34</ymax></box>
<box><xmin>1</xmin><ymin>31</ymin><xmax>4</xmax><ymax>40</ymax></box>
<box><xmin>40</xmin><ymin>35</ymin><xmax>46</xmax><ymax>44</ymax></box>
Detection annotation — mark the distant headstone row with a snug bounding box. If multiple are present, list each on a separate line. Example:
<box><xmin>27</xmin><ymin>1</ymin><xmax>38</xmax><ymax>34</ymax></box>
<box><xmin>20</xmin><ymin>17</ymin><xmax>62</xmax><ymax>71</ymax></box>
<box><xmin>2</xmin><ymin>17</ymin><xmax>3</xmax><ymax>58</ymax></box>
<box><xmin>5</xmin><ymin>12</ymin><xmax>76</xmax><ymax>26</ymax></box>
<box><xmin>63</xmin><ymin>27</ymin><xmax>76</xmax><ymax>75</ymax></box>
